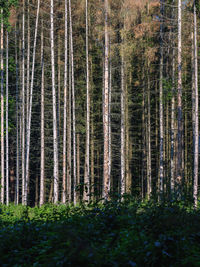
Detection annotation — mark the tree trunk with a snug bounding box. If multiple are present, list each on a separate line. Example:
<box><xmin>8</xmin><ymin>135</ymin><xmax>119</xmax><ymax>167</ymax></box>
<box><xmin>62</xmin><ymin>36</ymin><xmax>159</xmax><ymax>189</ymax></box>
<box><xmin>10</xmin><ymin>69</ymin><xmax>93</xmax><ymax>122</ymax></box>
<box><xmin>6</xmin><ymin>32</ymin><xmax>9</xmax><ymax>206</ymax></box>
<box><xmin>83</xmin><ymin>0</ymin><xmax>90</xmax><ymax>202</ymax></box>
<box><xmin>15</xmin><ymin>24</ymin><xmax>19</xmax><ymax>205</ymax></box>
<box><xmin>147</xmin><ymin>68</ymin><xmax>152</xmax><ymax>199</ymax></box>
<box><xmin>177</xmin><ymin>0</ymin><xmax>183</xmax><ymax>194</ymax></box>
<box><xmin>62</xmin><ymin>0</ymin><xmax>68</xmax><ymax>204</ymax></box>
<box><xmin>159</xmin><ymin>0</ymin><xmax>164</xmax><ymax>199</ymax></box>
<box><xmin>121</xmin><ymin>50</ymin><xmax>125</xmax><ymax>197</ymax></box>
<box><xmin>40</xmin><ymin>18</ymin><xmax>45</xmax><ymax>207</ymax></box>
<box><xmin>22</xmin><ymin>0</ymin><xmax>25</xmax><ymax>204</ymax></box>
<box><xmin>103</xmin><ymin>0</ymin><xmax>110</xmax><ymax>200</ymax></box>
<box><xmin>51</xmin><ymin>0</ymin><xmax>59</xmax><ymax>203</ymax></box>
<box><xmin>1</xmin><ymin>9</ymin><xmax>4</xmax><ymax>204</ymax></box>
<box><xmin>193</xmin><ymin>3</ymin><xmax>198</xmax><ymax>208</ymax></box>
<box><xmin>69</xmin><ymin>0</ymin><xmax>76</xmax><ymax>205</ymax></box>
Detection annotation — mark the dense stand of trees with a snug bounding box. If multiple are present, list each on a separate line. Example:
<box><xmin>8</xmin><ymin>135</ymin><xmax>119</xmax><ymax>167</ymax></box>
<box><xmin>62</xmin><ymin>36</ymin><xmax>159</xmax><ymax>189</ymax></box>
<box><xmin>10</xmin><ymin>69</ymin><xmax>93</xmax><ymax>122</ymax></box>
<box><xmin>0</xmin><ymin>0</ymin><xmax>200</xmax><ymax>206</ymax></box>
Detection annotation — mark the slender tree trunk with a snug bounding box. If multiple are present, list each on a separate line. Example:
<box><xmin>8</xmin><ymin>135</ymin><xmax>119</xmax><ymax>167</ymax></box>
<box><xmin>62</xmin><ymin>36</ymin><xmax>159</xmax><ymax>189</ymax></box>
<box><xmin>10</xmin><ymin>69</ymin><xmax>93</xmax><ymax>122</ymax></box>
<box><xmin>51</xmin><ymin>0</ymin><xmax>59</xmax><ymax>203</ymax></box>
<box><xmin>1</xmin><ymin>9</ymin><xmax>4</xmax><ymax>204</ymax></box>
<box><xmin>22</xmin><ymin>0</ymin><xmax>25</xmax><ymax>204</ymax></box>
<box><xmin>6</xmin><ymin>32</ymin><xmax>9</xmax><ymax>206</ymax></box>
<box><xmin>77</xmin><ymin>133</ymin><xmax>80</xmax><ymax>202</ymax></box>
<box><xmin>26</xmin><ymin>0</ymin><xmax>30</xmax><ymax>143</ymax></box>
<box><xmin>40</xmin><ymin>18</ymin><xmax>45</xmax><ymax>207</ymax></box>
<box><xmin>62</xmin><ymin>0</ymin><xmax>68</xmax><ymax>204</ymax></box>
<box><xmin>67</xmin><ymin>32</ymin><xmax>72</xmax><ymax>203</ymax></box>
<box><xmin>171</xmin><ymin>11</ymin><xmax>175</xmax><ymax>194</ymax></box>
<box><xmin>103</xmin><ymin>0</ymin><xmax>110</xmax><ymax>200</ymax></box>
<box><xmin>159</xmin><ymin>0</ymin><xmax>164</xmax><ymax>199</ymax></box>
<box><xmin>69</xmin><ymin>0</ymin><xmax>76</xmax><ymax>205</ymax></box>
<box><xmin>91</xmin><ymin>115</ymin><xmax>94</xmax><ymax>199</ymax></box>
<box><xmin>147</xmin><ymin>68</ymin><xmax>152</xmax><ymax>199</ymax></box>
<box><xmin>193</xmin><ymin>3</ymin><xmax>198</xmax><ymax>208</ymax></box>
<box><xmin>83</xmin><ymin>0</ymin><xmax>90</xmax><ymax>202</ymax></box>
<box><xmin>121</xmin><ymin>50</ymin><xmax>125</xmax><ymax>197</ymax></box>
<box><xmin>108</xmin><ymin>38</ymin><xmax>112</xmax><ymax>194</ymax></box>
<box><xmin>25</xmin><ymin>0</ymin><xmax>40</xmax><ymax>205</ymax></box>
<box><xmin>15</xmin><ymin>25</ymin><xmax>19</xmax><ymax>205</ymax></box>
<box><xmin>177</xmin><ymin>0</ymin><xmax>182</xmax><ymax>194</ymax></box>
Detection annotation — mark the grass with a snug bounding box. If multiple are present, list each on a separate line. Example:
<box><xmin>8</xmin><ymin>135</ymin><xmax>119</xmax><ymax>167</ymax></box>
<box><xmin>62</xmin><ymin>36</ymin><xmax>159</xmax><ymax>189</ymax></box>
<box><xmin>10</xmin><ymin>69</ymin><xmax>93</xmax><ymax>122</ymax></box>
<box><xmin>0</xmin><ymin>199</ymin><xmax>200</xmax><ymax>266</ymax></box>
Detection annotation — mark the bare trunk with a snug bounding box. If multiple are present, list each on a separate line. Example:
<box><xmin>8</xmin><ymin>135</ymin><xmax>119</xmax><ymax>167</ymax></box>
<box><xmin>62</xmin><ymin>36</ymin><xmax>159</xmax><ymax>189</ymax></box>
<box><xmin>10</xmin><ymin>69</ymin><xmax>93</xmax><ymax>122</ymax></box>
<box><xmin>77</xmin><ymin>133</ymin><xmax>80</xmax><ymax>202</ymax></box>
<box><xmin>62</xmin><ymin>0</ymin><xmax>68</xmax><ymax>204</ymax></box>
<box><xmin>121</xmin><ymin>52</ymin><xmax>125</xmax><ymax>197</ymax></box>
<box><xmin>22</xmin><ymin>0</ymin><xmax>25</xmax><ymax>204</ymax></box>
<box><xmin>147</xmin><ymin>69</ymin><xmax>152</xmax><ymax>199</ymax></box>
<box><xmin>193</xmin><ymin>3</ymin><xmax>198</xmax><ymax>208</ymax></box>
<box><xmin>15</xmin><ymin>25</ymin><xmax>19</xmax><ymax>205</ymax></box>
<box><xmin>177</xmin><ymin>0</ymin><xmax>182</xmax><ymax>194</ymax></box>
<box><xmin>51</xmin><ymin>0</ymin><xmax>59</xmax><ymax>203</ymax></box>
<box><xmin>6</xmin><ymin>32</ymin><xmax>9</xmax><ymax>205</ymax></box>
<box><xmin>69</xmin><ymin>0</ymin><xmax>76</xmax><ymax>205</ymax></box>
<box><xmin>1</xmin><ymin>9</ymin><xmax>4</xmax><ymax>204</ymax></box>
<box><xmin>83</xmin><ymin>0</ymin><xmax>90</xmax><ymax>202</ymax></box>
<box><xmin>159</xmin><ymin>0</ymin><xmax>164</xmax><ymax>199</ymax></box>
<box><xmin>40</xmin><ymin>18</ymin><xmax>45</xmax><ymax>207</ymax></box>
<box><xmin>103</xmin><ymin>0</ymin><xmax>110</xmax><ymax>200</ymax></box>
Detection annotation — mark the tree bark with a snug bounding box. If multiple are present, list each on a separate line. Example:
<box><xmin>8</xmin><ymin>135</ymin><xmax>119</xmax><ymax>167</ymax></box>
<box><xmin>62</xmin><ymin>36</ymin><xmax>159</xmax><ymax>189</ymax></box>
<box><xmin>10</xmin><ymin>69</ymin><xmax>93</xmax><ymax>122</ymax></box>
<box><xmin>83</xmin><ymin>0</ymin><xmax>90</xmax><ymax>202</ymax></box>
<box><xmin>103</xmin><ymin>0</ymin><xmax>110</xmax><ymax>200</ymax></box>
<box><xmin>62</xmin><ymin>0</ymin><xmax>68</xmax><ymax>204</ymax></box>
<box><xmin>6</xmin><ymin>32</ymin><xmax>9</xmax><ymax>206</ymax></box>
<box><xmin>69</xmin><ymin>0</ymin><xmax>76</xmax><ymax>205</ymax></box>
<box><xmin>40</xmin><ymin>18</ymin><xmax>45</xmax><ymax>207</ymax></box>
<box><xmin>51</xmin><ymin>0</ymin><xmax>59</xmax><ymax>203</ymax></box>
<box><xmin>193</xmin><ymin>2</ymin><xmax>198</xmax><ymax>208</ymax></box>
<box><xmin>1</xmin><ymin>9</ymin><xmax>4</xmax><ymax>204</ymax></box>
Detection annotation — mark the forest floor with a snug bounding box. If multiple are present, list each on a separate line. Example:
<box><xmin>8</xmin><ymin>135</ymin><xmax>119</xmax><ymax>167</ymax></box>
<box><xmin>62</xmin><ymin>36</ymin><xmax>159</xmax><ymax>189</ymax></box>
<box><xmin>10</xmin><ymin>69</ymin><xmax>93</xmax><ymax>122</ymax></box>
<box><xmin>0</xmin><ymin>199</ymin><xmax>200</xmax><ymax>266</ymax></box>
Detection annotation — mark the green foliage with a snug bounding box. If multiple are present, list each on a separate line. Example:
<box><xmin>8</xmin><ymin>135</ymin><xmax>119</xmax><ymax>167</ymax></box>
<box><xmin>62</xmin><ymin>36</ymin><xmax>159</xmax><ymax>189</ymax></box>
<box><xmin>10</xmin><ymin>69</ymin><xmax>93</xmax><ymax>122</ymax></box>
<box><xmin>0</xmin><ymin>201</ymin><xmax>200</xmax><ymax>266</ymax></box>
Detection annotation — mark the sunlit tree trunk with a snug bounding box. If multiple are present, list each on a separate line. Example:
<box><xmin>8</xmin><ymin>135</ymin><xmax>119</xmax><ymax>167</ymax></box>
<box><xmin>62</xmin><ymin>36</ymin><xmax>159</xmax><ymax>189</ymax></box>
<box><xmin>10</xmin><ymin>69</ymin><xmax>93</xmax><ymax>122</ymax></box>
<box><xmin>62</xmin><ymin>0</ymin><xmax>68</xmax><ymax>204</ymax></box>
<box><xmin>51</xmin><ymin>0</ymin><xmax>59</xmax><ymax>203</ymax></box>
<box><xmin>6</xmin><ymin>32</ymin><xmax>9</xmax><ymax>206</ymax></box>
<box><xmin>121</xmin><ymin>49</ymin><xmax>125</xmax><ymax>197</ymax></box>
<box><xmin>193</xmin><ymin>2</ymin><xmax>198</xmax><ymax>208</ymax></box>
<box><xmin>159</xmin><ymin>0</ymin><xmax>164</xmax><ymax>199</ymax></box>
<box><xmin>83</xmin><ymin>0</ymin><xmax>90</xmax><ymax>202</ymax></box>
<box><xmin>1</xmin><ymin>9</ymin><xmax>4</xmax><ymax>204</ymax></box>
<box><xmin>25</xmin><ymin>0</ymin><xmax>40</xmax><ymax>205</ymax></box>
<box><xmin>15</xmin><ymin>25</ymin><xmax>19</xmax><ymax>205</ymax></box>
<box><xmin>69</xmin><ymin>0</ymin><xmax>77</xmax><ymax>205</ymax></box>
<box><xmin>103</xmin><ymin>0</ymin><xmax>110</xmax><ymax>200</ymax></box>
<box><xmin>22</xmin><ymin>0</ymin><xmax>25</xmax><ymax>204</ymax></box>
<box><xmin>40</xmin><ymin>18</ymin><xmax>45</xmax><ymax>207</ymax></box>
<box><xmin>177</xmin><ymin>0</ymin><xmax>183</xmax><ymax>193</ymax></box>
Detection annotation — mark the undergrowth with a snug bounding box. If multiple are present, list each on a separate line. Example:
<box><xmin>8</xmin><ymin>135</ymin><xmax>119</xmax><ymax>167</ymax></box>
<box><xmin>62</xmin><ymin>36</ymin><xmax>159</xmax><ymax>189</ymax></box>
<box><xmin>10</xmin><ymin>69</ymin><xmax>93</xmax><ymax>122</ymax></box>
<box><xmin>0</xmin><ymin>199</ymin><xmax>200</xmax><ymax>266</ymax></box>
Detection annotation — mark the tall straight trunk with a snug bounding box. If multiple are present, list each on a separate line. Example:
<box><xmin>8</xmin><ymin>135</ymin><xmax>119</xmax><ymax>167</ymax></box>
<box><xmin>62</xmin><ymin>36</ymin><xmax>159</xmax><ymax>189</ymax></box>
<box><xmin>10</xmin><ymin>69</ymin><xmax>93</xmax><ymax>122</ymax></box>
<box><xmin>103</xmin><ymin>0</ymin><xmax>110</xmax><ymax>200</ymax></box>
<box><xmin>69</xmin><ymin>0</ymin><xmax>76</xmax><ymax>205</ymax></box>
<box><xmin>67</xmin><ymin>34</ymin><xmax>72</xmax><ymax>203</ymax></box>
<box><xmin>77</xmin><ymin>133</ymin><xmax>80</xmax><ymax>202</ymax></box>
<box><xmin>40</xmin><ymin>18</ymin><xmax>45</xmax><ymax>207</ymax></box>
<box><xmin>62</xmin><ymin>0</ymin><xmax>68</xmax><ymax>204</ymax></box>
<box><xmin>177</xmin><ymin>0</ymin><xmax>182</xmax><ymax>191</ymax></box>
<box><xmin>83</xmin><ymin>0</ymin><xmax>90</xmax><ymax>202</ymax></box>
<box><xmin>51</xmin><ymin>0</ymin><xmax>59</xmax><ymax>203</ymax></box>
<box><xmin>26</xmin><ymin>0</ymin><xmax>30</xmax><ymax>140</ymax></box>
<box><xmin>171</xmin><ymin>9</ymin><xmax>175</xmax><ymax>194</ymax></box>
<box><xmin>15</xmin><ymin>25</ymin><xmax>19</xmax><ymax>205</ymax></box>
<box><xmin>147</xmin><ymin>69</ymin><xmax>152</xmax><ymax>199</ymax></box>
<box><xmin>121</xmin><ymin>51</ymin><xmax>125</xmax><ymax>197</ymax></box>
<box><xmin>142</xmin><ymin>71</ymin><xmax>146</xmax><ymax>199</ymax></box>
<box><xmin>22</xmin><ymin>0</ymin><xmax>25</xmax><ymax>204</ymax></box>
<box><xmin>25</xmin><ymin>0</ymin><xmax>40</xmax><ymax>205</ymax></box>
<box><xmin>6</xmin><ymin>32</ymin><xmax>9</xmax><ymax>206</ymax></box>
<box><xmin>193</xmin><ymin>2</ymin><xmax>198</xmax><ymax>208</ymax></box>
<box><xmin>1</xmin><ymin>9</ymin><xmax>4</xmax><ymax>204</ymax></box>
<box><xmin>91</xmin><ymin>115</ymin><xmax>94</xmax><ymax>199</ymax></box>
<box><xmin>108</xmin><ymin>40</ymin><xmax>112</xmax><ymax>194</ymax></box>
<box><xmin>159</xmin><ymin>0</ymin><xmax>164</xmax><ymax>199</ymax></box>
